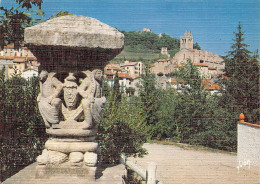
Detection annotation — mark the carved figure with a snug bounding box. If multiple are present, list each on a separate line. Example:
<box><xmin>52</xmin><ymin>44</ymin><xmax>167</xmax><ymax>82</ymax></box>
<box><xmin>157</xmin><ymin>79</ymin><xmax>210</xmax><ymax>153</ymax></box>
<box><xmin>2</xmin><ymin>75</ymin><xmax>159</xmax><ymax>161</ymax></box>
<box><xmin>78</xmin><ymin>69</ymin><xmax>106</xmax><ymax>129</ymax></box>
<box><xmin>63</xmin><ymin>73</ymin><xmax>80</xmax><ymax>110</ymax></box>
<box><xmin>62</xmin><ymin>73</ymin><xmax>83</xmax><ymax>123</ymax></box>
<box><xmin>37</xmin><ymin>70</ymin><xmax>63</xmax><ymax>128</ymax></box>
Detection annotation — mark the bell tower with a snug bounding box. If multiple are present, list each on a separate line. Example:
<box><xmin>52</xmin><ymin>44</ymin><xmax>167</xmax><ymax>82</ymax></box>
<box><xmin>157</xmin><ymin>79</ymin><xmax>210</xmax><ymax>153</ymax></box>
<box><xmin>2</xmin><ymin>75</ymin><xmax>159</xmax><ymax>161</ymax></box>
<box><xmin>180</xmin><ymin>31</ymin><xmax>193</xmax><ymax>50</ymax></box>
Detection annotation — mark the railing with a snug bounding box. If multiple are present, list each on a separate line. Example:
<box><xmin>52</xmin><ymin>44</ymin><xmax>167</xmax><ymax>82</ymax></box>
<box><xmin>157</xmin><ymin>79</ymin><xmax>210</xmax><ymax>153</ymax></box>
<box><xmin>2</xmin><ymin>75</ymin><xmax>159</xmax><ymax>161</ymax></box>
<box><xmin>120</xmin><ymin>153</ymin><xmax>162</xmax><ymax>184</ymax></box>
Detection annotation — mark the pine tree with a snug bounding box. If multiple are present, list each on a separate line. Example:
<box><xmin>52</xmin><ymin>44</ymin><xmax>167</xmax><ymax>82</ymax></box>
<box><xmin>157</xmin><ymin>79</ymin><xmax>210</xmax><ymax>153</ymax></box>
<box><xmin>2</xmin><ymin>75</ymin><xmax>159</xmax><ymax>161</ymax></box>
<box><xmin>112</xmin><ymin>72</ymin><xmax>122</xmax><ymax>102</ymax></box>
<box><xmin>139</xmin><ymin>64</ymin><xmax>160</xmax><ymax>138</ymax></box>
<box><xmin>223</xmin><ymin>23</ymin><xmax>259</xmax><ymax>123</ymax></box>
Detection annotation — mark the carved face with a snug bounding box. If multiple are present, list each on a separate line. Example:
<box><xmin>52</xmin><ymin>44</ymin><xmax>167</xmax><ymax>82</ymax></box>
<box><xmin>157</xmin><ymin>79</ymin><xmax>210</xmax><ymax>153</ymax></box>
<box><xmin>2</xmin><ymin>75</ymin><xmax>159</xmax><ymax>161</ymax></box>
<box><xmin>39</xmin><ymin>70</ymin><xmax>48</xmax><ymax>82</ymax></box>
<box><xmin>64</xmin><ymin>86</ymin><xmax>79</xmax><ymax>109</ymax></box>
<box><xmin>94</xmin><ymin>70</ymin><xmax>103</xmax><ymax>82</ymax></box>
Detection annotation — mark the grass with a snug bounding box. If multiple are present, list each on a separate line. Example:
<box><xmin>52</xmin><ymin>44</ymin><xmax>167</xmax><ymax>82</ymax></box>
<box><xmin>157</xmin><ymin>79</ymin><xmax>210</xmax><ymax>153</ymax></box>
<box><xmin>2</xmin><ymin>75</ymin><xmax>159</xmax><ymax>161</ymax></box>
<box><xmin>113</xmin><ymin>49</ymin><xmax>160</xmax><ymax>62</ymax></box>
<box><xmin>112</xmin><ymin>46</ymin><xmax>178</xmax><ymax>63</ymax></box>
<box><xmin>148</xmin><ymin>140</ymin><xmax>236</xmax><ymax>155</ymax></box>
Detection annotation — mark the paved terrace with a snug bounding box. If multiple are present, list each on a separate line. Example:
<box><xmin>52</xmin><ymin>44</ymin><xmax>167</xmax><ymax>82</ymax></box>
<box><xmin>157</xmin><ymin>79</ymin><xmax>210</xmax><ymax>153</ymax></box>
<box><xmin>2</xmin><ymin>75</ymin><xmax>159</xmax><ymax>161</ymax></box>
<box><xmin>129</xmin><ymin>143</ymin><xmax>260</xmax><ymax>184</ymax></box>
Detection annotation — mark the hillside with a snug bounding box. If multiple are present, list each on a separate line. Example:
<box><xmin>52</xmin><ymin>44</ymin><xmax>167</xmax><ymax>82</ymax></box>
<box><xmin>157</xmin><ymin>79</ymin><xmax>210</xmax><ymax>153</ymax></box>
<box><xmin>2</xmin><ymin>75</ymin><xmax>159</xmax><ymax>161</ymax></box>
<box><xmin>112</xmin><ymin>30</ymin><xmax>200</xmax><ymax>63</ymax></box>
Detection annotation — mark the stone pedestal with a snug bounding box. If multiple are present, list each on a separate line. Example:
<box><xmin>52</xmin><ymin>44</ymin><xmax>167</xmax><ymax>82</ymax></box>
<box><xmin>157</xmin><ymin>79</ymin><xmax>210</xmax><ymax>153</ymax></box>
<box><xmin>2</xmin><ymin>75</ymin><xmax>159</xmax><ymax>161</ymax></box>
<box><xmin>23</xmin><ymin>15</ymin><xmax>124</xmax><ymax>181</ymax></box>
<box><xmin>3</xmin><ymin>162</ymin><xmax>126</xmax><ymax>184</ymax></box>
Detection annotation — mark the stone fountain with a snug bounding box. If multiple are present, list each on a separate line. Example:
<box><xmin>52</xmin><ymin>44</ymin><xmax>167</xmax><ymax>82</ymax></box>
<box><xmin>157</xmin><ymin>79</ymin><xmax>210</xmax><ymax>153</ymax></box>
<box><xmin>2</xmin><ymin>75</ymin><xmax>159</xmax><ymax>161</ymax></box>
<box><xmin>20</xmin><ymin>15</ymin><xmax>123</xmax><ymax>183</ymax></box>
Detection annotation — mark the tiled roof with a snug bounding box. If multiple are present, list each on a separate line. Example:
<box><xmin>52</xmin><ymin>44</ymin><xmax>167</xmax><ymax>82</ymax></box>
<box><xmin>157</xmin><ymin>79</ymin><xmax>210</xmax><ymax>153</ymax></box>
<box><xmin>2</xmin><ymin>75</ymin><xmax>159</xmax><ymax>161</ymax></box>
<box><xmin>208</xmin><ymin>67</ymin><xmax>217</xmax><ymax>70</ymax></box>
<box><xmin>193</xmin><ymin>63</ymin><xmax>208</xmax><ymax>67</ymax></box>
<box><xmin>111</xmin><ymin>66</ymin><xmax>121</xmax><ymax>70</ymax></box>
<box><xmin>13</xmin><ymin>57</ymin><xmax>26</xmax><ymax>63</ymax></box>
<box><xmin>104</xmin><ymin>70</ymin><xmax>115</xmax><ymax>75</ymax></box>
<box><xmin>27</xmin><ymin>57</ymin><xmax>37</xmax><ymax>61</ymax></box>
<box><xmin>171</xmin><ymin>78</ymin><xmax>177</xmax><ymax>83</ymax></box>
<box><xmin>4</xmin><ymin>44</ymin><xmax>15</xmax><ymax>49</ymax></box>
<box><xmin>202</xmin><ymin>79</ymin><xmax>211</xmax><ymax>85</ymax></box>
<box><xmin>204</xmin><ymin>84</ymin><xmax>221</xmax><ymax>90</ymax></box>
<box><xmin>118</xmin><ymin>73</ymin><xmax>132</xmax><ymax>78</ymax></box>
<box><xmin>123</xmin><ymin>61</ymin><xmax>137</xmax><ymax>66</ymax></box>
<box><xmin>202</xmin><ymin>79</ymin><xmax>220</xmax><ymax>90</ymax></box>
<box><xmin>0</xmin><ymin>56</ymin><xmax>14</xmax><ymax>60</ymax></box>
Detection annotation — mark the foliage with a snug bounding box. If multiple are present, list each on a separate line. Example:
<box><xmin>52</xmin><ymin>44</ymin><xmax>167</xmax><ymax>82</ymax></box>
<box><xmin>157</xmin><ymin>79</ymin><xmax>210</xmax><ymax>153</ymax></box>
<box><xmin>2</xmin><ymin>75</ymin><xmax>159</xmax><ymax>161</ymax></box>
<box><xmin>157</xmin><ymin>72</ymin><xmax>164</xmax><ymax>77</ymax></box>
<box><xmin>102</xmin><ymin>80</ymin><xmax>111</xmax><ymax>98</ymax></box>
<box><xmin>194</xmin><ymin>42</ymin><xmax>201</xmax><ymax>50</ymax></box>
<box><xmin>126</xmin><ymin>87</ymin><xmax>135</xmax><ymax>96</ymax></box>
<box><xmin>0</xmin><ymin>1</ymin><xmax>44</xmax><ymax>48</ymax></box>
<box><xmin>0</xmin><ymin>0</ymin><xmax>71</xmax><ymax>49</ymax></box>
<box><xmin>159</xmin><ymin>53</ymin><xmax>169</xmax><ymax>59</ymax></box>
<box><xmin>138</xmin><ymin>65</ymin><xmax>160</xmax><ymax>139</ymax></box>
<box><xmin>147</xmin><ymin>60</ymin><xmax>237</xmax><ymax>151</ymax></box>
<box><xmin>0</xmin><ymin>71</ymin><xmax>47</xmax><ymax>182</ymax></box>
<box><xmin>48</xmin><ymin>10</ymin><xmax>72</xmax><ymax>20</ymax></box>
<box><xmin>112</xmin><ymin>72</ymin><xmax>122</xmax><ymax>101</ymax></box>
<box><xmin>121</xmin><ymin>31</ymin><xmax>180</xmax><ymax>52</ymax></box>
<box><xmin>98</xmin><ymin>88</ymin><xmax>147</xmax><ymax>164</ymax></box>
<box><xmin>221</xmin><ymin>23</ymin><xmax>260</xmax><ymax>123</ymax></box>
<box><xmin>15</xmin><ymin>0</ymin><xmax>43</xmax><ymax>10</ymax></box>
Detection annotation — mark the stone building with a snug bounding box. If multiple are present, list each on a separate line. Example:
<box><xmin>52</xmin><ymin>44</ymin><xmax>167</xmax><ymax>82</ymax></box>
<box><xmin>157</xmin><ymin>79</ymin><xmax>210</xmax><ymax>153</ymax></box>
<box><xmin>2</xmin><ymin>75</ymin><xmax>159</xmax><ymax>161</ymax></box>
<box><xmin>142</xmin><ymin>28</ymin><xmax>151</xmax><ymax>32</ymax></box>
<box><xmin>160</xmin><ymin>47</ymin><xmax>170</xmax><ymax>58</ymax></box>
<box><xmin>0</xmin><ymin>44</ymin><xmax>39</xmax><ymax>79</ymax></box>
<box><xmin>104</xmin><ymin>61</ymin><xmax>143</xmax><ymax>96</ymax></box>
<box><xmin>120</xmin><ymin>60</ymin><xmax>143</xmax><ymax>77</ymax></box>
<box><xmin>151</xmin><ymin>31</ymin><xmax>225</xmax><ymax>79</ymax></box>
<box><xmin>151</xmin><ymin>59</ymin><xmax>173</xmax><ymax>76</ymax></box>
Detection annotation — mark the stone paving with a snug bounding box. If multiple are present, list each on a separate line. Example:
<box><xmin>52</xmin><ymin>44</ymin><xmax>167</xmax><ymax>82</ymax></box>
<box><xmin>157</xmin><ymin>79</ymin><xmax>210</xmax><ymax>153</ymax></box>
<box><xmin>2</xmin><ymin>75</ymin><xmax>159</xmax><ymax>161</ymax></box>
<box><xmin>129</xmin><ymin>143</ymin><xmax>260</xmax><ymax>184</ymax></box>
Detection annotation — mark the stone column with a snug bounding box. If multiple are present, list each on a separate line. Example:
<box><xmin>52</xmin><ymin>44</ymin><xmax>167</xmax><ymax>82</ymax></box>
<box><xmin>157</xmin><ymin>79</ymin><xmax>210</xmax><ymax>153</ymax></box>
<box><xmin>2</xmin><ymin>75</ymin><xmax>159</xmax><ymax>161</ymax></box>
<box><xmin>24</xmin><ymin>15</ymin><xmax>124</xmax><ymax>181</ymax></box>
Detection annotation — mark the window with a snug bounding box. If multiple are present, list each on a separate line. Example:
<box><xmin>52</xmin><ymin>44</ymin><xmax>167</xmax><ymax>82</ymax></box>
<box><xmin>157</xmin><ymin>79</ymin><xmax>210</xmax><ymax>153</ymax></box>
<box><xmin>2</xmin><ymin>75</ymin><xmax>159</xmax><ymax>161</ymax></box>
<box><xmin>200</xmin><ymin>60</ymin><xmax>204</xmax><ymax>63</ymax></box>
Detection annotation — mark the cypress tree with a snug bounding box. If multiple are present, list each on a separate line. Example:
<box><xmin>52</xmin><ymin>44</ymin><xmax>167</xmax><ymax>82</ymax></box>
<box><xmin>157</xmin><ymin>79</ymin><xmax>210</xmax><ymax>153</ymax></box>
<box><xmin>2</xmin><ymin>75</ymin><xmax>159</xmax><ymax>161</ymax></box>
<box><xmin>223</xmin><ymin>23</ymin><xmax>259</xmax><ymax>123</ymax></box>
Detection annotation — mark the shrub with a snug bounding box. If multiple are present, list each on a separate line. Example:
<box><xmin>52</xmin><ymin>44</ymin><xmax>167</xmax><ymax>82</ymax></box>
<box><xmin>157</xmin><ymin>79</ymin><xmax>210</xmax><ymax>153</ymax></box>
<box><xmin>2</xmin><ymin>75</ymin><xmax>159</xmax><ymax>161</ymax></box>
<box><xmin>0</xmin><ymin>72</ymin><xmax>47</xmax><ymax>182</ymax></box>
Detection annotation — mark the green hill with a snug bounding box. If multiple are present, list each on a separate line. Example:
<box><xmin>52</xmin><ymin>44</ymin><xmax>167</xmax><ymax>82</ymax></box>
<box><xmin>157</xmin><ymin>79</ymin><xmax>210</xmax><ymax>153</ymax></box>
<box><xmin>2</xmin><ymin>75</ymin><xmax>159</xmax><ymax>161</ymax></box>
<box><xmin>112</xmin><ymin>30</ymin><xmax>201</xmax><ymax>63</ymax></box>
<box><xmin>113</xmin><ymin>31</ymin><xmax>180</xmax><ymax>62</ymax></box>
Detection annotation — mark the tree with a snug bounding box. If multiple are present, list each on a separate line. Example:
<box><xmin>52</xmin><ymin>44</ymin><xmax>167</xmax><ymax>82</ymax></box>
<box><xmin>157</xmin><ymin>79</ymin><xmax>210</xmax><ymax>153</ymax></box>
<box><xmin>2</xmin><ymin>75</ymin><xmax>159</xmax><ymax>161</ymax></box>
<box><xmin>0</xmin><ymin>0</ymin><xmax>44</xmax><ymax>48</ymax></box>
<box><xmin>157</xmin><ymin>72</ymin><xmax>164</xmax><ymax>77</ymax></box>
<box><xmin>222</xmin><ymin>23</ymin><xmax>259</xmax><ymax>123</ymax></box>
<box><xmin>167</xmin><ymin>60</ymin><xmax>237</xmax><ymax>151</ymax></box>
<box><xmin>0</xmin><ymin>1</ymin><xmax>71</xmax><ymax>49</ymax></box>
<box><xmin>112</xmin><ymin>72</ymin><xmax>122</xmax><ymax>101</ymax></box>
<box><xmin>98</xmin><ymin>93</ymin><xmax>147</xmax><ymax>164</ymax></box>
<box><xmin>194</xmin><ymin>42</ymin><xmax>201</xmax><ymax>50</ymax></box>
<box><xmin>138</xmin><ymin>64</ymin><xmax>160</xmax><ymax>138</ymax></box>
<box><xmin>15</xmin><ymin>0</ymin><xmax>43</xmax><ymax>10</ymax></box>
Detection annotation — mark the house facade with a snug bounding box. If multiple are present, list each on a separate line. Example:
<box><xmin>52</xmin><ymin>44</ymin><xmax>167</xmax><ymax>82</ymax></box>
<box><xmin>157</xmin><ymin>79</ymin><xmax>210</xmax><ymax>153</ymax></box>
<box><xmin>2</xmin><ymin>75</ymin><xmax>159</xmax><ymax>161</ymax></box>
<box><xmin>0</xmin><ymin>44</ymin><xmax>39</xmax><ymax>79</ymax></box>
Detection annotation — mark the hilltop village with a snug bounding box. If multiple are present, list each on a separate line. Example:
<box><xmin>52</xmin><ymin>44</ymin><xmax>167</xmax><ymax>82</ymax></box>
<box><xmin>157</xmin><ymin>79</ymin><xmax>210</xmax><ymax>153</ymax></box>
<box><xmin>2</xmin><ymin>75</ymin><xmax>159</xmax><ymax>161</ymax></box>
<box><xmin>104</xmin><ymin>31</ymin><xmax>224</xmax><ymax>95</ymax></box>
<box><xmin>0</xmin><ymin>31</ymin><xmax>224</xmax><ymax>95</ymax></box>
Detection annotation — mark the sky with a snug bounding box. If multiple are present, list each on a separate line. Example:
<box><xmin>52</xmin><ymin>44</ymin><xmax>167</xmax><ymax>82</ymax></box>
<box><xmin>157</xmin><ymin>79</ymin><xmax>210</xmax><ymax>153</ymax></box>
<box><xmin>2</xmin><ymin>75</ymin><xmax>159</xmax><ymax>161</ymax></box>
<box><xmin>1</xmin><ymin>0</ymin><xmax>260</xmax><ymax>56</ymax></box>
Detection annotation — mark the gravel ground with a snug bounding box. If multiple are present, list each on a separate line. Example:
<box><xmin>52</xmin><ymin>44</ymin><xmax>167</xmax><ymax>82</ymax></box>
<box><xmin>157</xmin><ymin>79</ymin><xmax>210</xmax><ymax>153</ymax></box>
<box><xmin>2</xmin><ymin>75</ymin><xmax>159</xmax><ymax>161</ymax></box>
<box><xmin>128</xmin><ymin>143</ymin><xmax>260</xmax><ymax>184</ymax></box>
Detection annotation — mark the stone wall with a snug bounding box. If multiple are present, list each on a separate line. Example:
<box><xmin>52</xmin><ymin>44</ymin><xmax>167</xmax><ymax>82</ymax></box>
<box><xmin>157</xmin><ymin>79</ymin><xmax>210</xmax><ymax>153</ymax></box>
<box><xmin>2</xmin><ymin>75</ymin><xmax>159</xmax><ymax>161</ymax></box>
<box><xmin>237</xmin><ymin>122</ymin><xmax>260</xmax><ymax>167</ymax></box>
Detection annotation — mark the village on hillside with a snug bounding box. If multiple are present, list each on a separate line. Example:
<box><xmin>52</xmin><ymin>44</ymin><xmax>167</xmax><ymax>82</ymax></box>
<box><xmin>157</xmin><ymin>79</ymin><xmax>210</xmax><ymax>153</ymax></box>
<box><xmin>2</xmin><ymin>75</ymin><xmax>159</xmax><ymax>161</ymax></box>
<box><xmin>0</xmin><ymin>30</ymin><xmax>224</xmax><ymax>96</ymax></box>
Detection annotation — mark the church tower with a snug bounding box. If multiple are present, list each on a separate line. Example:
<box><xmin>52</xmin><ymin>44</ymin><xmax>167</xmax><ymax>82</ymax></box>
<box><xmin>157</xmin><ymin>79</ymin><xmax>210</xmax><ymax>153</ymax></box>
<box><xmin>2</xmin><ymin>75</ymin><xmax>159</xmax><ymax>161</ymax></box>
<box><xmin>180</xmin><ymin>31</ymin><xmax>193</xmax><ymax>50</ymax></box>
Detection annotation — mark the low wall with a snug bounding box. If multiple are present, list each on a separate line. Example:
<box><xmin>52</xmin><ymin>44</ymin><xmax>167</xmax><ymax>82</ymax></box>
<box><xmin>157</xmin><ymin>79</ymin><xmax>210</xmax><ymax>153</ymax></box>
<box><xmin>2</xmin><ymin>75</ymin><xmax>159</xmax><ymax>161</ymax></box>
<box><xmin>237</xmin><ymin>121</ymin><xmax>260</xmax><ymax>167</ymax></box>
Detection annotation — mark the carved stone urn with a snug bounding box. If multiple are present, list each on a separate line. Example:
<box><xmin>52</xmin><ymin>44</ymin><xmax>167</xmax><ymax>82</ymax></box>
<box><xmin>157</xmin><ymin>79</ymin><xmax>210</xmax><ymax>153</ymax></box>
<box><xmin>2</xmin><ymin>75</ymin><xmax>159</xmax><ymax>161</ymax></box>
<box><xmin>24</xmin><ymin>15</ymin><xmax>124</xmax><ymax>180</ymax></box>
